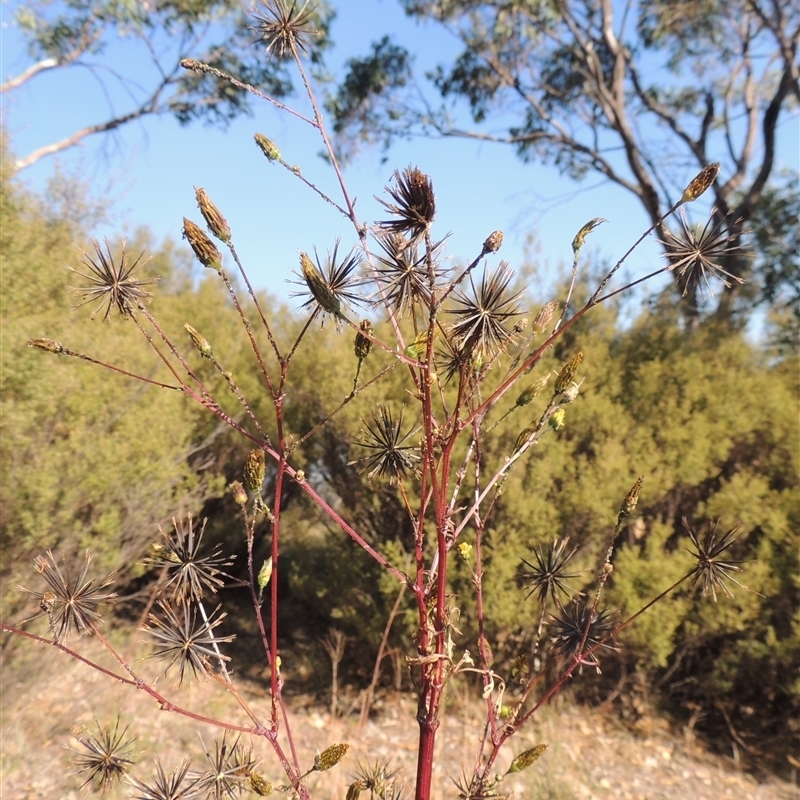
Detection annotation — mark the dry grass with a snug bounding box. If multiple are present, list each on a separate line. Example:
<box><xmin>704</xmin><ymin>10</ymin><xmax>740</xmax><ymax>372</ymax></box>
<box><xmin>1</xmin><ymin>633</ymin><xmax>796</xmax><ymax>800</ymax></box>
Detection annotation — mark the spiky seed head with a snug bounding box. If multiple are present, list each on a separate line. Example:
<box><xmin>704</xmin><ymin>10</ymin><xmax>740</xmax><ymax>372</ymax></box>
<box><xmin>244</xmin><ymin>449</ymin><xmax>266</xmax><ymax>493</ymax></box>
<box><xmin>300</xmin><ymin>252</ymin><xmax>342</xmax><ymax>317</ymax></box>
<box><xmin>250</xmin><ymin>773</ymin><xmax>273</xmax><ymax>795</ymax></box>
<box><xmin>483</xmin><ymin>230</ymin><xmax>504</xmax><ymax>253</ymax></box>
<box><xmin>354</xmin><ymin>320</ymin><xmax>373</xmax><ymax>360</ymax></box>
<box><xmin>250</xmin><ymin>0</ymin><xmax>320</xmax><ymax>60</ymax></box>
<box><xmin>549</xmin><ymin>408</ymin><xmax>566</xmax><ymax>430</ymax></box>
<box><xmin>619</xmin><ymin>476</ymin><xmax>644</xmax><ymax>519</ymax></box>
<box><xmin>185</xmin><ymin>323</ymin><xmax>213</xmax><ymax>359</ymax></box>
<box><xmin>28</xmin><ymin>338</ymin><xmax>64</xmax><ymax>354</ymax></box>
<box><xmin>254</xmin><ymin>133</ymin><xmax>281</xmax><ymax>161</ymax></box>
<box><xmin>314</xmin><ymin>743</ymin><xmax>349</xmax><ymax>771</ymax></box>
<box><xmin>229</xmin><ymin>480</ymin><xmax>247</xmax><ymax>506</ymax></box>
<box><xmin>554</xmin><ymin>351</ymin><xmax>583</xmax><ymax>393</ymax></box>
<box><xmin>532</xmin><ymin>300</ymin><xmax>558</xmax><ymax>334</ymax></box>
<box><xmin>183</xmin><ymin>218</ymin><xmax>222</xmax><ymax>271</ymax></box>
<box><xmin>377</xmin><ymin>166</ymin><xmax>436</xmax><ymax>240</ymax></box>
<box><xmin>507</xmin><ymin>743</ymin><xmax>547</xmax><ymax>774</ymax></box>
<box><xmin>195</xmin><ymin>187</ymin><xmax>231</xmax><ymax>244</ymax></box>
<box><xmin>681</xmin><ymin>162</ymin><xmax>720</xmax><ymax>203</ymax></box>
<box><xmin>572</xmin><ymin>217</ymin><xmax>607</xmax><ymax>255</ymax></box>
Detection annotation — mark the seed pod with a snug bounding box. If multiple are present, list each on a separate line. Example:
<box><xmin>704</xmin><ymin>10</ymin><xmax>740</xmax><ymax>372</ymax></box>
<box><xmin>354</xmin><ymin>320</ymin><xmax>373</xmax><ymax>360</ymax></box>
<box><xmin>515</xmin><ymin>374</ymin><xmax>550</xmax><ymax>407</ymax></box>
<box><xmin>229</xmin><ymin>480</ymin><xmax>247</xmax><ymax>506</ymax></box>
<box><xmin>532</xmin><ymin>300</ymin><xmax>558</xmax><ymax>334</ymax></box>
<box><xmin>195</xmin><ymin>187</ymin><xmax>231</xmax><ymax>244</ymax></box>
<box><xmin>554</xmin><ymin>351</ymin><xmax>583</xmax><ymax>394</ymax></box>
<box><xmin>244</xmin><ymin>449</ymin><xmax>266</xmax><ymax>493</ymax></box>
<box><xmin>257</xmin><ymin>557</ymin><xmax>273</xmax><ymax>600</ymax></box>
<box><xmin>300</xmin><ymin>252</ymin><xmax>342</xmax><ymax>318</ymax></box>
<box><xmin>572</xmin><ymin>217</ymin><xmax>606</xmax><ymax>255</ymax></box>
<box><xmin>619</xmin><ymin>476</ymin><xmax>644</xmax><ymax>518</ymax></box>
<box><xmin>681</xmin><ymin>162</ymin><xmax>720</xmax><ymax>203</ymax></box>
<box><xmin>28</xmin><ymin>338</ymin><xmax>63</xmax><ymax>354</ymax></box>
<box><xmin>184</xmin><ymin>323</ymin><xmax>213</xmax><ymax>359</ymax></box>
<box><xmin>250</xmin><ymin>773</ymin><xmax>273</xmax><ymax>796</ymax></box>
<box><xmin>183</xmin><ymin>218</ymin><xmax>222</xmax><ymax>271</ymax></box>
<box><xmin>483</xmin><ymin>230</ymin><xmax>504</xmax><ymax>253</ymax></box>
<box><xmin>507</xmin><ymin>743</ymin><xmax>547</xmax><ymax>773</ymax></box>
<box><xmin>314</xmin><ymin>742</ymin><xmax>349</xmax><ymax>771</ymax></box>
<box><xmin>254</xmin><ymin>133</ymin><xmax>281</xmax><ymax>161</ymax></box>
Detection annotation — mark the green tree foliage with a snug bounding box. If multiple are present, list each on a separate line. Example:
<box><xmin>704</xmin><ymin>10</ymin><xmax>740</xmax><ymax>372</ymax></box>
<box><xmin>329</xmin><ymin>0</ymin><xmax>800</xmax><ymax>322</ymax></box>
<box><xmin>2</xmin><ymin>0</ymin><xmax>333</xmax><ymax>170</ymax></box>
<box><xmin>0</xmin><ymin>152</ymin><xmax>232</xmax><ymax>605</ymax></box>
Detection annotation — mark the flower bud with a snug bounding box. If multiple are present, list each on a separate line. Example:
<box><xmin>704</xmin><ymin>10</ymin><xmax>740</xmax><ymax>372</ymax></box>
<box><xmin>354</xmin><ymin>320</ymin><xmax>373</xmax><ymax>360</ymax></box>
<box><xmin>183</xmin><ymin>218</ymin><xmax>222</xmax><ymax>271</ymax></box>
<box><xmin>507</xmin><ymin>743</ymin><xmax>547</xmax><ymax>773</ymax></box>
<box><xmin>229</xmin><ymin>480</ymin><xmax>247</xmax><ymax>506</ymax></box>
<box><xmin>250</xmin><ymin>773</ymin><xmax>273</xmax><ymax>796</ymax></box>
<box><xmin>244</xmin><ymin>449</ymin><xmax>266</xmax><ymax>493</ymax></box>
<box><xmin>532</xmin><ymin>300</ymin><xmax>558</xmax><ymax>334</ymax></box>
<box><xmin>184</xmin><ymin>323</ymin><xmax>213</xmax><ymax>359</ymax></box>
<box><xmin>554</xmin><ymin>351</ymin><xmax>583</xmax><ymax>394</ymax></box>
<box><xmin>483</xmin><ymin>230</ymin><xmax>504</xmax><ymax>253</ymax></box>
<box><xmin>681</xmin><ymin>162</ymin><xmax>720</xmax><ymax>203</ymax></box>
<box><xmin>195</xmin><ymin>187</ymin><xmax>231</xmax><ymax>244</ymax></box>
<box><xmin>254</xmin><ymin>133</ymin><xmax>281</xmax><ymax>161</ymax></box>
<box><xmin>28</xmin><ymin>338</ymin><xmax>63</xmax><ymax>354</ymax></box>
<box><xmin>314</xmin><ymin>742</ymin><xmax>349</xmax><ymax>771</ymax></box>
<box><xmin>572</xmin><ymin>217</ymin><xmax>607</xmax><ymax>255</ymax></box>
<box><xmin>619</xmin><ymin>476</ymin><xmax>644</xmax><ymax>518</ymax></box>
<box><xmin>549</xmin><ymin>408</ymin><xmax>566</xmax><ymax>430</ymax></box>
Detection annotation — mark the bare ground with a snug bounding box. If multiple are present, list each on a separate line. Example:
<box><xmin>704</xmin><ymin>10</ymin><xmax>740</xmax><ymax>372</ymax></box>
<box><xmin>1</xmin><ymin>634</ymin><xmax>797</xmax><ymax>800</ymax></box>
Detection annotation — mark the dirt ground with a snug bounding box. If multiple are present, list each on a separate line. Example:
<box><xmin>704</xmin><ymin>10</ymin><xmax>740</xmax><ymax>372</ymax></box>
<box><xmin>1</xmin><ymin>633</ymin><xmax>797</xmax><ymax>800</ymax></box>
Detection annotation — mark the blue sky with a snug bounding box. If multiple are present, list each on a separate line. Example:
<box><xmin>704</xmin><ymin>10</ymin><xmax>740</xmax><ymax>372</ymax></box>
<box><xmin>2</xmin><ymin>0</ymin><xmax>798</xmax><ymax>310</ymax></box>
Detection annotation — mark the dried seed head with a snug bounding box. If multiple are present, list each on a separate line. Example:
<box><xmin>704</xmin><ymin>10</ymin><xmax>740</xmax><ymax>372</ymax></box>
<box><xmin>572</xmin><ymin>217</ymin><xmax>607</xmax><ymax>255</ymax></box>
<box><xmin>244</xmin><ymin>449</ymin><xmax>266</xmax><ymax>493</ymax></box>
<box><xmin>229</xmin><ymin>480</ymin><xmax>248</xmax><ymax>506</ymax></box>
<box><xmin>483</xmin><ymin>230</ymin><xmax>504</xmax><ymax>253</ymax></box>
<box><xmin>554</xmin><ymin>351</ymin><xmax>583</xmax><ymax>393</ymax></box>
<box><xmin>185</xmin><ymin>323</ymin><xmax>213</xmax><ymax>359</ymax></box>
<box><xmin>314</xmin><ymin>742</ymin><xmax>349</xmax><ymax>771</ymax></box>
<box><xmin>377</xmin><ymin>166</ymin><xmax>436</xmax><ymax>240</ymax></box>
<box><xmin>681</xmin><ymin>162</ymin><xmax>720</xmax><ymax>203</ymax></box>
<box><xmin>354</xmin><ymin>319</ymin><xmax>373</xmax><ymax>360</ymax></box>
<box><xmin>250</xmin><ymin>0</ymin><xmax>320</xmax><ymax>60</ymax></box>
<box><xmin>183</xmin><ymin>218</ymin><xmax>222</xmax><ymax>271</ymax></box>
<box><xmin>254</xmin><ymin>133</ymin><xmax>281</xmax><ymax>161</ymax></box>
<box><xmin>507</xmin><ymin>743</ymin><xmax>547</xmax><ymax>774</ymax></box>
<box><xmin>619</xmin><ymin>476</ymin><xmax>644</xmax><ymax>520</ymax></box>
<box><xmin>195</xmin><ymin>187</ymin><xmax>231</xmax><ymax>244</ymax></box>
<box><xmin>532</xmin><ymin>300</ymin><xmax>558</xmax><ymax>334</ymax></box>
<box><xmin>549</xmin><ymin>408</ymin><xmax>566</xmax><ymax>430</ymax></box>
<box><xmin>250</xmin><ymin>772</ymin><xmax>273</xmax><ymax>796</ymax></box>
<box><xmin>28</xmin><ymin>338</ymin><xmax>64</xmax><ymax>354</ymax></box>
